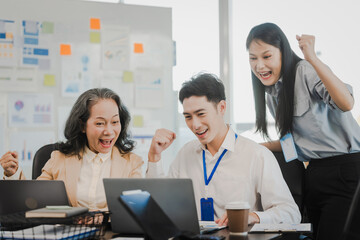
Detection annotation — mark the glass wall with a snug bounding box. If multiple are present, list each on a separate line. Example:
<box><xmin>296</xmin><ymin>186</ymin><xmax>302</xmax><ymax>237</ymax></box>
<box><xmin>232</xmin><ymin>0</ymin><xmax>360</xmax><ymax>140</ymax></box>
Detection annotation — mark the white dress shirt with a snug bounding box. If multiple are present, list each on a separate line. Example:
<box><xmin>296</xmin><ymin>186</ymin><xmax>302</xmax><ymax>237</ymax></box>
<box><xmin>147</xmin><ymin>128</ymin><xmax>301</xmax><ymax>224</ymax></box>
<box><xmin>76</xmin><ymin>146</ymin><xmax>111</xmax><ymax>211</ymax></box>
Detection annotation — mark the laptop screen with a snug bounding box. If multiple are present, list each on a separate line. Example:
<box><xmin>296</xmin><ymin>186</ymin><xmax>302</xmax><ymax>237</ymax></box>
<box><xmin>0</xmin><ymin>180</ymin><xmax>69</xmax><ymax>216</ymax></box>
<box><xmin>119</xmin><ymin>190</ymin><xmax>180</xmax><ymax>240</ymax></box>
<box><xmin>103</xmin><ymin>178</ymin><xmax>200</xmax><ymax>236</ymax></box>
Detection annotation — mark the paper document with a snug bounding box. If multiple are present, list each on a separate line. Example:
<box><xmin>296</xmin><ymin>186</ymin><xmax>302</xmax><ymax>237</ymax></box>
<box><xmin>199</xmin><ymin>221</ymin><xmax>227</xmax><ymax>234</ymax></box>
<box><xmin>250</xmin><ymin>223</ymin><xmax>312</xmax><ymax>233</ymax></box>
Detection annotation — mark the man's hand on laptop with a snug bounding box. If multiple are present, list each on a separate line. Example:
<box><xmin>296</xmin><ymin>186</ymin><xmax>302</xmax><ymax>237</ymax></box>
<box><xmin>148</xmin><ymin>128</ymin><xmax>176</xmax><ymax>162</ymax></box>
<box><xmin>0</xmin><ymin>151</ymin><xmax>19</xmax><ymax>177</ymax></box>
<box><xmin>248</xmin><ymin>212</ymin><xmax>260</xmax><ymax>225</ymax></box>
<box><xmin>215</xmin><ymin>213</ymin><xmax>228</xmax><ymax>226</ymax></box>
<box><xmin>215</xmin><ymin>212</ymin><xmax>260</xmax><ymax>226</ymax></box>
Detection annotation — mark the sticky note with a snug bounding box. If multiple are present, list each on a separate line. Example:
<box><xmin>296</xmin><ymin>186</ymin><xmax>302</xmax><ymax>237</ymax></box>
<box><xmin>60</xmin><ymin>44</ymin><xmax>71</xmax><ymax>55</ymax></box>
<box><xmin>123</xmin><ymin>71</ymin><xmax>134</xmax><ymax>83</ymax></box>
<box><xmin>90</xmin><ymin>18</ymin><xmax>101</xmax><ymax>30</ymax></box>
<box><xmin>90</xmin><ymin>32</ymin><xmax>101</xmax><ymax>43</ymax></box>
<box><xmin>133</xmin><ymin>115</ymin><xmax>144</xmax><ymax>127</ymax></box>
<box><xmin>134</xmin><ymin>43</ymin><xmax>144</xmax><ymax>53</ymax></box>
<box><xmin>44</xmin><ymin>74</ymin><xmax>55</xmax><ymax>86</ymax></box>
<box><xmin>6</xmin><ymin>32</ymin><xmax>13</xmax><ymax>39</ymax></box>
<box><xmin>42</xmin><ymin>21</ymin><xmax>54</xmax><ymax>34</ymax></box>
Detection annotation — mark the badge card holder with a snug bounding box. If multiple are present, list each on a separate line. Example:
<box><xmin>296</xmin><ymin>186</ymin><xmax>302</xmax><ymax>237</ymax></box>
<box><xmin>201</xmin><ymin>197</ymin><xmax>214</xmax><ymax>221</ymax></box>
<box><xmin>280</xmin><ymin>132</ymin><xmax>298</xmax><ymax>162</ymax></box>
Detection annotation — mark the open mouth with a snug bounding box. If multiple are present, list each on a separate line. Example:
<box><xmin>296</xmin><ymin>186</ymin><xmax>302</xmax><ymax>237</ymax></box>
<box><xmin>100</xmin><ymin>139</ymin><xmax>113</xmax><ymax>148</ymax></box>
<box><xmin>259</xmin><ymin>71</ymin><xmax>272</xmax><ymax>79</ymax></box>
<box><xmin>196</xmin><ymin>129</ymin><xmax>208</xmax><ymax>138</ymax></box>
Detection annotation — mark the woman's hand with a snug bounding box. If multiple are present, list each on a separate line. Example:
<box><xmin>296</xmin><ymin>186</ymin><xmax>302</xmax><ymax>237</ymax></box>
<box><xmin>0</xmin><ymin>151</ymin><xmax>19</xmax><ymax>177</ymax></box>
<box><xmin>296</xmin><ymin>35</ymin><xmax>354</xmax><ymax>111</ymax></box>
<box><xmin>296</xmin><ymin>34</ymin><xmax>317</xmax><ymax>63</ymax></box>
<box><xmin>77</xmin><ymin>212</ymin><xmax>104</xmax><ymax>225</ymax></box>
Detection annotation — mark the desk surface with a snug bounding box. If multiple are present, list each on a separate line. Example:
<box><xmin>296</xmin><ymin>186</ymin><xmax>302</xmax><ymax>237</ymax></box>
<box><xmin>102</xmin><ymin>228</ymin><xmax>282</xmax><ymax>240</ymax></box>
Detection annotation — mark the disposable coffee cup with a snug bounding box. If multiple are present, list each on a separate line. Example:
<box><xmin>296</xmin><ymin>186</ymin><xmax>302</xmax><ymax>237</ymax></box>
<box><xmin>226</xmin><ymin>201</ymin><xmax>250</xmax><ymax>235</ymax></box>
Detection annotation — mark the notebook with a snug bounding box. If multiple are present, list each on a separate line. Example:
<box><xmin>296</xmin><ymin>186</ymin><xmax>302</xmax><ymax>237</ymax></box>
<box><xmin>103</xmin><ymin>178</ymin><xmax>200</xmax><ymax>236</ymax></box>
<box><xmin>25</xmin><ymin>206</ymin><xmax>88</xmax><ymax>218</ymax></box>
<box><xmin>0</xmin><ymin>180</ymin><xmax>70</xmax><ymax>216</ymax></box>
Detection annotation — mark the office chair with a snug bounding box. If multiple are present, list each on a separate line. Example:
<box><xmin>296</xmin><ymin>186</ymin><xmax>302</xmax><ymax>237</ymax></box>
<box><xmin>342</xmin><ymin>179</ymin><xmax>360</xmax><ymax>240</ymax></box>
<box><xmin>272</xmin><ymin>151</ymin><xmax>306</xmax><ymax>219</ymax></box>
<box><xmin>32</xmin><ymin>143</ymin><xmax>58</xmax><ymax>179</ymax></box>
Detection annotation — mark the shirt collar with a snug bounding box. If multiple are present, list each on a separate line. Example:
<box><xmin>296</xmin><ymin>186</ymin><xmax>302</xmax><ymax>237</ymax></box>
<box><xmin>83</xmin><ymin>146</ymin><xmax>112</xmax><ymax>163</ymax></box>
<box><xmin>198</xmin><ymin>127</ymin><xmax>237</xmax><ymax>153</ymax></box>
<box><xmin>264</xmin><ymin>77</ymin><xmax>283</xmax><ymax>96</ymax></box>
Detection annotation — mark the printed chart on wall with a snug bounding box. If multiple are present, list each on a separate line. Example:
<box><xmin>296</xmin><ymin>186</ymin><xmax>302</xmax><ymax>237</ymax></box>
<box><xmin>100</xmin><ymin>70</ymin><xmax>134</xmax><ymax>108</ymax></box>
<box><xmin>61</xmin><ymin>44</ymin><xmax>99</xmax><ymax>97</ymax></box>
<box><xmin>21</xmin><ymin>20</ymin><xmax>53</xmax><ymax>70</ymax></box>
<box><xmin>0</xmin><ymin>19</ymin><xmax>54</xmax><ymax>91</ymax></box>
<box><xmin>101</xmin><ymin>26</ymin><xmax>130</xmax><ymax>71</ymax></box>
<box><xmin>0</xmin><ymin>19</ymin><xmax>16</xmax><ymax>67</ymax></box>
<box><xmin>135</xmin><ymin>68</ymin><xmax>163</xmax><ymax>108</ymax></box>
<box><xmin>10</xmin><ymin>131</ymin><xmax>55</xmax><ymax>179</ymax></box>
<box><xmin>8</xmin><ymin>93</ymin><xmax>54</xmax><ymax>127</ymax></box>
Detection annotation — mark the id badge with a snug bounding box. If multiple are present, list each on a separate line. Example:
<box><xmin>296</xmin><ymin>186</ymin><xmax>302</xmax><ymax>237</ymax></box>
<box><xmin>200</xmin><ymin>197</ymin><xmax>214</xmax><ymax>221</ymax></box>
<box><xmin>280</xmin><ymin>133</ymin><xmax>298</xmax><ymax>162</ymax></box>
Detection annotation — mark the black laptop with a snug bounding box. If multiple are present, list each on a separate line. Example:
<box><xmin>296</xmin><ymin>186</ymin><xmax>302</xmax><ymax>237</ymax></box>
<box><xmin>119</xmin><ymin>190</ymin><xmax>225</xmax><ymax>240</ymax></box>
<box><xmin>103</xmin><ymin>178</ymin><xmax>200</xmax><ymax>236</ymax></box>
<box><xmin>0</xmin><ymin>180</ymin><xmax>70</xmax><ymax>216</ymax></box>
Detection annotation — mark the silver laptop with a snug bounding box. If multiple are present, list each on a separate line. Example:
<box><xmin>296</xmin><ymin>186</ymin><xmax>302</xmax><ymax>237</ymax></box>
<box><xmin>103</xmin><ymin>178</ymin><xmax>200</xmax><ymax>236</ymax></box>
<box><xmin>0</xmin><ymin>180</ymin><xmax>70</xmax><ymax>216</ymax></box>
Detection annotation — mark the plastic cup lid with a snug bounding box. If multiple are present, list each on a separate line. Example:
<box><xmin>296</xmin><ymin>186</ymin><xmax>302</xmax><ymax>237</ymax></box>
<box><xmin>225</xmin><ymin>201</ymin><xmax>250</xmax><ymax>210</ymax></box>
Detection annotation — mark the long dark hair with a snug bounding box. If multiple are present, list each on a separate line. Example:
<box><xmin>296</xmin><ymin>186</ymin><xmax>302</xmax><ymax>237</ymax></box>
<box><xmin>58</xmin><ymin>88</ymin><xmax>135</xmax><ymax>158</ymax></box>
<box><xmin>246</xmin><ymin>23</ymin><xmax>302</xmax><ymax>138</ymax></box>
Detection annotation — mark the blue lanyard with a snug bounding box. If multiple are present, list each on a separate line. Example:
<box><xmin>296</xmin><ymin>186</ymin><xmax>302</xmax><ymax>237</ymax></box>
<box><xmin>202</xmin><ymin>133</ymin><xmax>237</xmax><ymax>186</ymax></box>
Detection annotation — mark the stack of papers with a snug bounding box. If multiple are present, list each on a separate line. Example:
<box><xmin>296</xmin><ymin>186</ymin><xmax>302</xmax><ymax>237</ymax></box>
<box><xmin>250</xmin><ymin>223</ymin><xmax>312</xmax><ymax>233</ymax></box>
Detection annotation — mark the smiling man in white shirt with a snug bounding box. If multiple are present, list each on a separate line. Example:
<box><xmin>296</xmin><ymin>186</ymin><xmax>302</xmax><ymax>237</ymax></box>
<box><xmin>146</xmin><ymin>73</ymin><xmax>301</xmax><ymax>225</ymax></box>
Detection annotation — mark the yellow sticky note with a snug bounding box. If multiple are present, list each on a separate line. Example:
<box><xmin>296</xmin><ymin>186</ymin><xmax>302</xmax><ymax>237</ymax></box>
<box><xmin>123</xmin><ymin>71</ymin><xmax>134</xmax><ymax>83</ymax></box>
<box><xmin>134</xmin><ymin>43</ymin><xmax>144</xmax><ymax>53</ymax></box>
<box><xmin>60</xmin><ymin>44</ymin><xmax>71</xmax><ymax>55</ymax></box>
<box><xmin>133</xmin><ymin>115</ymin><xmax>144</xmax><ymax>127</ymax></box>
<box><xmin>44</xmin><ymin>74</ymin><xmax>55</xmax><ymax>86</ymax></box>
<box><xmin>90</xmin><ymin>32</ymin><xmax>101</xmax><ymax>43</ymax></box>
<box><xmin>90</xmin><ymin>18</ymin><xmax>101</xmax><ymax>30</ymax></box>
<box><xmin>42</xmin><ymin>21</ymin><xmax>54</xmax><ymax>34</ymax></box>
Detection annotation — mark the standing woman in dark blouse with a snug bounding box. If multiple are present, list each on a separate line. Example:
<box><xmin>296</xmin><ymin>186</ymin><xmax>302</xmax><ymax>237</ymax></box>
<box><xmin>246</xmin><ymin>22</ymin><xmax>360</xmax><ymax>240</ymax></box>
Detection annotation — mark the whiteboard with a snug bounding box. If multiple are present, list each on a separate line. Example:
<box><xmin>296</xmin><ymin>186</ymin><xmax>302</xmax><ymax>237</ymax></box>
<box><xmin>0</xmin><ymin>0</ymin><xmax>176</xmax><ymax>178</ymax></box>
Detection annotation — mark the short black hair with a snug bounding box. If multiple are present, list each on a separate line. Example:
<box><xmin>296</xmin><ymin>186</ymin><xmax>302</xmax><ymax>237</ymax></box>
<box><xmin>179</xmin><ymin>73</ymin><xmax>226</xmax><ymax>105</ymax></box>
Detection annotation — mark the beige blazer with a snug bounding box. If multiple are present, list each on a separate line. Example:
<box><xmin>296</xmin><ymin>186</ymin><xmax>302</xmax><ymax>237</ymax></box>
<box><xmin>20</xmin><ymin>147</ymin><xmax>143</xmax><ymax>207</ymax></box>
